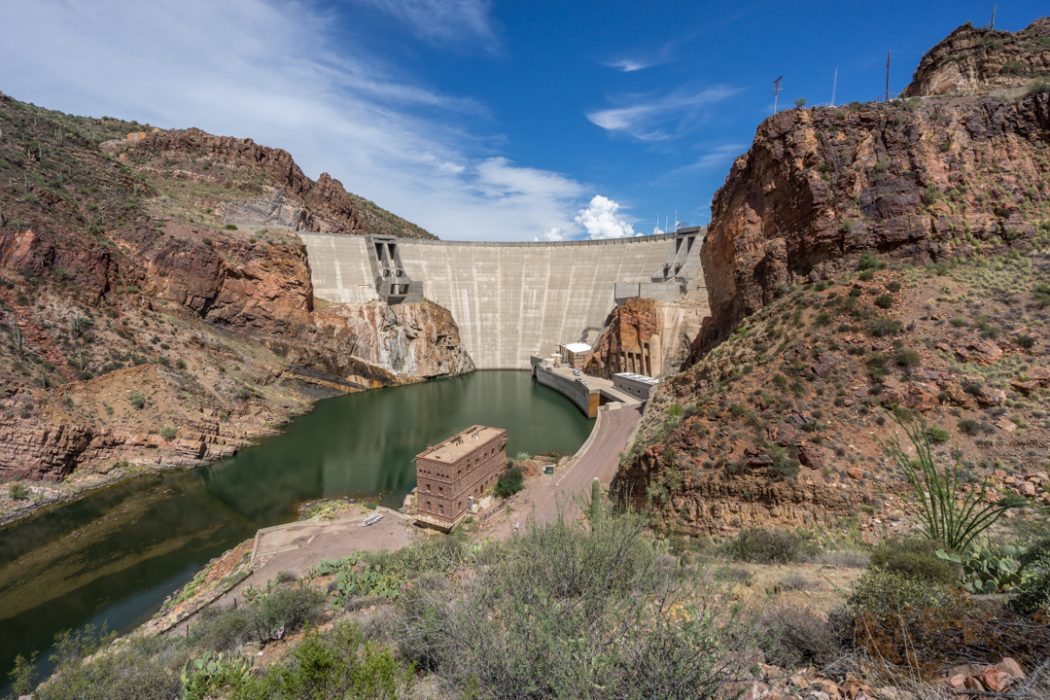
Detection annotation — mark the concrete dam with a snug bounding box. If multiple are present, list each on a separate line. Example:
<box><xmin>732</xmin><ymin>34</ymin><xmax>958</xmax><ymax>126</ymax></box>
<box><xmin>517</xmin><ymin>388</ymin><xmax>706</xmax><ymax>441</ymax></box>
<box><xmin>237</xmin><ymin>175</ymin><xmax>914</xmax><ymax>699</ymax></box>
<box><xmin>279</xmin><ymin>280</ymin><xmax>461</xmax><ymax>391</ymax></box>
<box><xmin>298</xmin><ymin>231</ymin><xmax>702</xmax><ymax>369</ymax></box>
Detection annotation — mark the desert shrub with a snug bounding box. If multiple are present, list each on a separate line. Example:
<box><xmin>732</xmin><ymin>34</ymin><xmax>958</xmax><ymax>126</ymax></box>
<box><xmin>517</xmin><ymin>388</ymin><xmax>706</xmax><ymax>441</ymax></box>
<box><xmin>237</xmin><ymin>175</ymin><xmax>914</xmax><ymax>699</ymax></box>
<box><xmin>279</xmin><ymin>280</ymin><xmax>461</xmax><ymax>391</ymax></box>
<box><xmin>159</xmin><ymin>426</ymin><xmax>177</xmax><ymax>441</ymax></box>
<box><xmin>894</xmin><ymin>349</ymin><xmax>921</xmax><ymax>369</ymax></box>
<box><xmin>190</xmin><ymin>605</ymin><xmax>254</xmax><ymax>652</ymax></box>
<box><xmin>8</xmin><ymin>482</ymin><xmax>29</xmax><ymax>501</ymax></box>
<box><xmin>234</xmin><ymin>622</ymin><xmax>413</xmax><ymax>699</ymax></box>
<box><xmin>1012</xmin><ymin>537</ymin><xmax>1050</xmax><ymax>615</ymax></box>
<box><xmin>958</xmin><ymin>418</ymin><xmax>979</xmax><ymax>435</ymax></box>
<box><xmin>129</xmin><ymin>392</ymin><xmax>146</xmax><ymax>409</ymax></box>
<box><xmin>869</xmin><ymin>537</ymin><xmax>957</xmax><ymax>584</ymax></box>
<box><xmin>856</xmin><ymin>252</ymin><xmax>884</xmax><ymax>271</ymax></box>
<box><xmin>1016</xmin><ymin>334</ymin><xmax>1036</xmax><ymax>349</ymax></box>
<box><xmin>924</xmin><ymin>426</ymin><xmax>950</xmax><ymax>444</ymax></box>
<box><xmin>874</xmin><ymin>294</ymin><xmax>894</xmax><ymax>309</ymax></box>
<box><xmin>1035</xmin><ymin>283</ymin><xmax>1050</xmax><ymax>307</ymax></box>
<box><xmin>493</xmin><ymin>466</ymin><xmax>524</xmax><ymax>498</ymax></box>
<box><xmin>754</xmin><ymin>604</ymin><xmax>841</xmax><ymax>668</ymax></box>
<box><xmin>191</xmin><ymin>585</ymin><xmax>325</xmax><ymax>651</ymax></box>
<box><xmin>867</xmin><ymin>318</ymin><xmax>903</xmax><ymax>337</ymax></box>
<box><xmin>395</xmin><ymin>515</ymin><xmax>736</xmax><ymax>699</ymax></box>
<box><xmin>842</xmin><ymin>570</ymin><xmax>959</xmax><ymax>669</ymax></box>
<box><xmin>723</xmin><ymin>528</ymin><xmax>815</xmax><ymax>564</ymax></box>
<box><xmin>35</xmin><ymin>628</ymin><xmax>187</xmax><ymax>700</ymax></box>
<box><xmin>885</xmin><ymin>280</ymin><xmax>903</xmax><ymax>292</ymax></box>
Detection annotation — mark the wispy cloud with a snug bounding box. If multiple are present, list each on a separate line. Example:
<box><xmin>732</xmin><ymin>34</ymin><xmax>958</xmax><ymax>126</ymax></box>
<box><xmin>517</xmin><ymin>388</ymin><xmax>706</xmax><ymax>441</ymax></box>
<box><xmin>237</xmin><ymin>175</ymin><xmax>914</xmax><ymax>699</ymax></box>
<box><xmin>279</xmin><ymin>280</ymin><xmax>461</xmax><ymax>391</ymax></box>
<box><xmin>352</xmin><ymin>0</ymin><xmax>497</xmax><ymax>50</ymax></box>
<box><xmin>686</xmin><ymin>143</ymin><xmax>746</xmax><ymax>170</ymax></box>
<box><xmin>587</xmin><ymin>86</ymin><xmax>739</xmax><ymax>142</ymax></box>
<box><xmin>602</xmin><ymin>38</ymin><xmax>678</xmax><ymax>73</ymax></box>
<box><xmin>0</xmin><ymin>0</ymin><xmax>586</xmax><ymax>241</ymax></box>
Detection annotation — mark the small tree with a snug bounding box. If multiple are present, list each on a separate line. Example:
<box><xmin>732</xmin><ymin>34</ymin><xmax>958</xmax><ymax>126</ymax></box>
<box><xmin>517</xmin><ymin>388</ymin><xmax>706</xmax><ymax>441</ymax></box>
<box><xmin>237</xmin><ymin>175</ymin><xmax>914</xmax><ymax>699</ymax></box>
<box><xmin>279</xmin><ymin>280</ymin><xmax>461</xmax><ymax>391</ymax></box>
<box><xmin>794</xmin><ymin>98</ymin><xmax>807</xmax><ymax>108</ymax></box>
<box><xmin>888</xmin><ymin>414</ymin><xmax>1011</xmax><ymax>552</ymax></box>
<box><xmin>494</xmin><ymin>467</ymin><xmax>523</xmax><ymax>498</ymax></box>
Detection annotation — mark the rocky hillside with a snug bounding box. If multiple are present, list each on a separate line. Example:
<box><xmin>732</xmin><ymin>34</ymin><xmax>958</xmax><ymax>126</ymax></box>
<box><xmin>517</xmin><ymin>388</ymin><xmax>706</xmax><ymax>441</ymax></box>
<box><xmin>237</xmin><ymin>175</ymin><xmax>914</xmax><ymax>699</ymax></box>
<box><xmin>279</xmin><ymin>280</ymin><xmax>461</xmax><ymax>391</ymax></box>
<box><xmin>0</xmin><ymin>95</ymin><xmax>468</xmax><ymax>507</ymax></box>
<box><xmin>903</xmin><ymin>18</ymin><xmax>1050</xmax><ymax>97</ymax></box>
<box><xmin>616</xmin><ymin>18</ymin><xmax>1050</xmax><ymax>535</ymax></box>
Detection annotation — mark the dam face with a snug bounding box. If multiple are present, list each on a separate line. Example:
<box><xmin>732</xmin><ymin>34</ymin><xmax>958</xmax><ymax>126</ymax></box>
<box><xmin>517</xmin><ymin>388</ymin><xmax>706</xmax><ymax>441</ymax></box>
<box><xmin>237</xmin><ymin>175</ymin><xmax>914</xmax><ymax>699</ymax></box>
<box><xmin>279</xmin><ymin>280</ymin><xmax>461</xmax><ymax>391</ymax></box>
<box><xmin>299</xmin><ymin>233</ymin><xmax>697</xmax><ymax>369</ymax></box>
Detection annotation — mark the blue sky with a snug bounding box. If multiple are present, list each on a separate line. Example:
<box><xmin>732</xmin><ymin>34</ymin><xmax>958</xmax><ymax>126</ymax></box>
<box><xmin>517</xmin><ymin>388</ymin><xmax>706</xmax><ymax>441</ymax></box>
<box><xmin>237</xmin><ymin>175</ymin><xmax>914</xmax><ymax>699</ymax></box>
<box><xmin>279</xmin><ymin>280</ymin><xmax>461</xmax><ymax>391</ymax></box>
<box><xmin>1</xmin><ymin>1</ymin><xmax>1045</xmax><ymax>241</ymax></box>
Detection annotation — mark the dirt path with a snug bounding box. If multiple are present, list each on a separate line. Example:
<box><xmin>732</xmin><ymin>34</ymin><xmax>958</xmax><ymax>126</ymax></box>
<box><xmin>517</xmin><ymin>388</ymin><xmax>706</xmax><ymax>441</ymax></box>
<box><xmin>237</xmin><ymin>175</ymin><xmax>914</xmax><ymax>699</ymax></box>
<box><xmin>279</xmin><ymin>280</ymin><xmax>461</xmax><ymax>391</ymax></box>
<box><xmin>483</xmin><ymin>403</ymin><xmax>643</xmax><ymax>538</ymax></box>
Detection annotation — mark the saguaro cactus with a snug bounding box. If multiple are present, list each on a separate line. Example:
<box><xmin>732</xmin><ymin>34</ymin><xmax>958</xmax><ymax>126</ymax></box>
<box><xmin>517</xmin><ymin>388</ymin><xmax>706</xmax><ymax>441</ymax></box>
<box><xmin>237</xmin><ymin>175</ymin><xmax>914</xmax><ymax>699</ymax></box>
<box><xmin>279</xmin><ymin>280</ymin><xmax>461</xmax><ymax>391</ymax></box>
<box><xmin>589</xmin><ymin>477</ymin><xmax>601</xmax><ymax>523</ymax></box>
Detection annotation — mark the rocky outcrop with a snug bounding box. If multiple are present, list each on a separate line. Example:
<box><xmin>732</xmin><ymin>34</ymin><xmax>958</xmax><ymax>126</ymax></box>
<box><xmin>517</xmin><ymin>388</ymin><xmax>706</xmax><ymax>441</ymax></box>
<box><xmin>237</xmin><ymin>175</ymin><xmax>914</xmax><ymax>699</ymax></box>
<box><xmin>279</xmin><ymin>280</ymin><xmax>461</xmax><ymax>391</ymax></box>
<box><xmin>585</xmin><ymin>294</ymin><xmax>707</xmax><ymax>378</ymax></box>
<box><xmin>699</xmin><ymin>90</ymin><xmax>1050</xmax><ymax>347</ymax></box>
<box><xmin>107</xmin><ymin>128</ymin><xmax>434</xmax><ymax>239</ymax></box>
<box><xmin>903</xmin><ymin>18</ymin><xmax>1050</xmax><ymax>97</ymax></box>
<box><xmin>311</xmin><ymin>300</ymin><xmax>475</xmax><ymax>380</ymax></box>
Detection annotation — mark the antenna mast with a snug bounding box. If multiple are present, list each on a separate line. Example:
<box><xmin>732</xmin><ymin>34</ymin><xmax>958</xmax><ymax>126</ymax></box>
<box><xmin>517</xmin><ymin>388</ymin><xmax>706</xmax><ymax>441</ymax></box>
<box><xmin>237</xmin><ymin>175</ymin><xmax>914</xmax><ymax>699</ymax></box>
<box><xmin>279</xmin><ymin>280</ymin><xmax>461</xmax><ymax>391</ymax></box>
<box><xmin>831</xmin><ymin>66</ymin><xmax>838</xmax><ymax>107</ymax></box>
<box><xmin>772</xmin><ymin>76</ymin><xmax>783</xmax><ymax>114</ymax></box>
<box><xmin>990</xmin><ymin>4</ymin><xmax>997</xmax><ymax>29</ymax></box>
<box><xmin>885</xmin><ymin>50</ymin><xmax>891</xmax><ymax>102</ymax></box>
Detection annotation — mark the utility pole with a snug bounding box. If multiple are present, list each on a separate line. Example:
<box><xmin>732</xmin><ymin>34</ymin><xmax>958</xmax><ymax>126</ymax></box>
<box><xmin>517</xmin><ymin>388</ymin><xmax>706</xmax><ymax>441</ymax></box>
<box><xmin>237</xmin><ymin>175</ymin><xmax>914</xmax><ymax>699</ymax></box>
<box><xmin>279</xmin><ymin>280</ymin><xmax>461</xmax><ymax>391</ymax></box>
<box><xmin>772</xmin><ymin>76</ymin><xmax>783</xmax><ymax>114</ymax></box>
<box><xmin>831</xmin><ymin>66</ymin><xmax>839</xmax><ymax>107</ymax></box>
<box><xmin>885</xmin><ymin>50</ymin><xmax>891</xmax><ymax>102</ymax></box>
<box><xmin>990</xmin><ymin>4</ymin><xmax>997</xmax><ymax>29</ymax></box>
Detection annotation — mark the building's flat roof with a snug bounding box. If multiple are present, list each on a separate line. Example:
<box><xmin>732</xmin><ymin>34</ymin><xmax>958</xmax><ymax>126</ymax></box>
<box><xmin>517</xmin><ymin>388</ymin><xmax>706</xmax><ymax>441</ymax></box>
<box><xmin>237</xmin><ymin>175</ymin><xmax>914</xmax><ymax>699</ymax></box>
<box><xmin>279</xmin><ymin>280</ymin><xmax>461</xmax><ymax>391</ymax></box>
<box><xmin>563</xmin><ymin>342</ymin><xmax>592</xmax><ymax>353</ymax></box>
<box><xmin>417</xmin><ymin>425</ymin><xmax>506</xmax><ymax>463</ymax></box>
<box><xmin>613</xmin><ymin>372</ymin><xmax>659</xmax><ymax>386</ymax></box>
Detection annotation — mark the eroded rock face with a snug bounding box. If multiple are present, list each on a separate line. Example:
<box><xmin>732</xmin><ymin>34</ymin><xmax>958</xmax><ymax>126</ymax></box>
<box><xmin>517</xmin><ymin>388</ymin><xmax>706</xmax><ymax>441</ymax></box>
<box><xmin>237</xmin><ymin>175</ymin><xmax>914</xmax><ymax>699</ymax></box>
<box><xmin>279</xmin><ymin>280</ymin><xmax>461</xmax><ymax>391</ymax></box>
<box><xmin>699</xmin><ymin>90</ymin><xmax>1050</xmax><ymax>347</ymax></box>
<box><xmin>586</xmin><ymin>294</ymin><xmax>708</xmax><ymax>378</ymax></box>
<box><xmin>903</xmin><ymin>18</ymin><xmax>1050</xmax><ymax>97</ymax></box>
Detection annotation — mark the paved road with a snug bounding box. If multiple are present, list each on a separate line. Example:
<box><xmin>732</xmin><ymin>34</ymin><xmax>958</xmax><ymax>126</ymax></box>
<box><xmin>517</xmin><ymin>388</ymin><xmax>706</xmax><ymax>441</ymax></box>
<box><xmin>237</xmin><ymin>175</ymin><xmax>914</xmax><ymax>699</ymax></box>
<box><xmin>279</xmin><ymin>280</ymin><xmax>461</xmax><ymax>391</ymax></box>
<box><xmin>486</xmin><ymin>403</ymin><xmax>643</xmax><ymax>538</ymax></box>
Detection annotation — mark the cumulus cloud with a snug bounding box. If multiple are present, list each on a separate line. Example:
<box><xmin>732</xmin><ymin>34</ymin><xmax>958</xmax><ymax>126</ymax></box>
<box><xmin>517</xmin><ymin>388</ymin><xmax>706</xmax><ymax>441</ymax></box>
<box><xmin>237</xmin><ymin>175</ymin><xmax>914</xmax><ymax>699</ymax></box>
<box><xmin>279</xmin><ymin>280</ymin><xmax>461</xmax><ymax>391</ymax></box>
<box><xmin>0</xmin><ymin>0</ymin><xmax>581</xmax><ymax>241</ymax></box>
<box><xmin>587</xmin><ymin>86</ymin><xmax>739</xmax><ymax>142</ymax></box>
<box><xmin>574</xmin><ymin>195</ymin><xmax>636</xmax><ymax>240</ymax></box>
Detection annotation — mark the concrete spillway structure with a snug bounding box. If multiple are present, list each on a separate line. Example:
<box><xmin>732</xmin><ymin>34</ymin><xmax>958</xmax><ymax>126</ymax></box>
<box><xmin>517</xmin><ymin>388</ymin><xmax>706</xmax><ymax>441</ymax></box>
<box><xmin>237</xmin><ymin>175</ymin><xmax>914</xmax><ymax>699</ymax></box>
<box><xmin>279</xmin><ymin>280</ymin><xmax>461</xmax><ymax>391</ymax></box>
<box><xmin>299</xmin><ymin>233</ymin><xmax>694</xmax><ymax>369</ymax></box>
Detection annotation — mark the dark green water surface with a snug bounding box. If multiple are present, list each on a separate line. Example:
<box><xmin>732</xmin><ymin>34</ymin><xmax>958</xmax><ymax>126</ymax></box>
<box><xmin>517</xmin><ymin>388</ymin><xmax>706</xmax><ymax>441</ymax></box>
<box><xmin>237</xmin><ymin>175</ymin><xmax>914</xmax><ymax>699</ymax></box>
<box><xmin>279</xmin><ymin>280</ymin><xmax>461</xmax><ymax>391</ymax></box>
<box><xmin>0</xmin><ymin>371</ymin><xmax>591</xmax><ymax>686</ymax></box>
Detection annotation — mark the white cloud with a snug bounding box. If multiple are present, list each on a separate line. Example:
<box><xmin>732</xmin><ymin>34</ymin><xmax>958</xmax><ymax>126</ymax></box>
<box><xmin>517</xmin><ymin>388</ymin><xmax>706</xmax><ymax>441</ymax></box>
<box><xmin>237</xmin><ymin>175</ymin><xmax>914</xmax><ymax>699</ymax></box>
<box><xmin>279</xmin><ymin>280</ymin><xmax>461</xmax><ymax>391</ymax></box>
<box><xmin>689</xmin><ymin>143</ymin><xmax>746</xmax><ymax>169</ymax></box>
<box><xmin>574</xmin><ymin>195</ymin><xmax>636</xmax><ymax>240</ymax></box>
<box><xmin>606</xmin><ymin>58</ymin><xmax>656</xmax><ymax>73</ymax></box>
<box><xmin>542</xmin><ymin>227</ymin><xmax>567</xmax><ymax>242</ymax></box>
<box><xmin>352</xmin><ymin>0</ymin><xmax>496</xmax><ymax>49</ymax></box>
<box><xmin>587</xmin><ymin>86</ymin><xmax>739</xmax><ymax>142</ymax></box>
<box><xmin>0</xmin><ymin>0</ymin><xmax>580</xmax><ymax>242</ymax></box>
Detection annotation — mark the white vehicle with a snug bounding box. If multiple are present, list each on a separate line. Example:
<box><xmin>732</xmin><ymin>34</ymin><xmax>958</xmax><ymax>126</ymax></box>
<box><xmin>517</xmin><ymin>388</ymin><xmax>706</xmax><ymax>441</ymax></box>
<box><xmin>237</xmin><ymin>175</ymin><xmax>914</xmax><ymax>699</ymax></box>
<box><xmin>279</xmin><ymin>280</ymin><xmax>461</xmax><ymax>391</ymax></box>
<box><xmin>361</xmin><ymin>512</ymin><xmax>383</xmax><ymax>527</ymax></box>
<box><xmin>572</xmin><ymin>368</ymin><xmax>582</xmax><ymax>377</ymax></box>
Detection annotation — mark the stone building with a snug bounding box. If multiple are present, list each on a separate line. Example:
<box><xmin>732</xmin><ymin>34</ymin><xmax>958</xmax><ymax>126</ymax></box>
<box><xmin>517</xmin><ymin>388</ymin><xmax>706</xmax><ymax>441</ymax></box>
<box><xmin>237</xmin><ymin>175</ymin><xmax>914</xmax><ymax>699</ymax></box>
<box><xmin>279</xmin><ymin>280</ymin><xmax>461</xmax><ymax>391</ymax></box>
<box><xmin>414</xmin><ymin>425</ymin><xmax>508</xmax><ymax>530</ymax></box>
<box><xmin>560</xmin><ymin>342</ymin><xmax>592</xmax><ymax>370</ymax></box>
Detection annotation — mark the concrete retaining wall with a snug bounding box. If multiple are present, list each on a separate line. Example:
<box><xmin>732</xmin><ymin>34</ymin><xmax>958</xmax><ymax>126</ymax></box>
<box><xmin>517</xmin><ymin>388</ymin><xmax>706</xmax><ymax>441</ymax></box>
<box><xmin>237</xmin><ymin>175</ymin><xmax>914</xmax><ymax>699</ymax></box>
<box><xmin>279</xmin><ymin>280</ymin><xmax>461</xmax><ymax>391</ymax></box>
<box><xmin>301</xmin><ymin>233</ymin><xmax>685</xmax><ymax>369</ymax></box>
<box><xmin>533</xmin><ymin>366</ymin><xmax>598</xmax><ymax>418</ymax></box>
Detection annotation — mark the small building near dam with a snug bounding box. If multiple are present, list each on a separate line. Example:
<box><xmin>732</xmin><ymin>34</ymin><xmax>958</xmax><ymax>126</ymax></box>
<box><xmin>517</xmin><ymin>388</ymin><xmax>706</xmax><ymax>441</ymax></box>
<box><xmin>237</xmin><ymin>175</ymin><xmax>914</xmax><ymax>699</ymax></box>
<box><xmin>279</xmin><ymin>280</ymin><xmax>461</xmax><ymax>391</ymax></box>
<box><xmin>612</xmin><ymin>372</ymin><xmax>659</xmax><ymax>401</ymax></box>
<box><xmin>414</xmin><ymin>425</ymin><xmax>508</xmax><ymax>531</ymax></box>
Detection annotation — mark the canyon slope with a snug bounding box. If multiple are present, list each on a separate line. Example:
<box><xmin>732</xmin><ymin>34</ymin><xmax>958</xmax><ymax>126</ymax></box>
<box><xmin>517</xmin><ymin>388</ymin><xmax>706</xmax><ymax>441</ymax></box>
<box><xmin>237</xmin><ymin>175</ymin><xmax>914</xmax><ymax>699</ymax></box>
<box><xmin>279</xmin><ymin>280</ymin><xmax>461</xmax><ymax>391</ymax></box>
<box><xmin>615</xmin><ymin>18</ymin><xmax>1050</xmax><ymax>536</ymax></box>
<box><xmin>0</xmin><ymin>94</ymin><xmax>470</xmax><ymax>509</ymax></box>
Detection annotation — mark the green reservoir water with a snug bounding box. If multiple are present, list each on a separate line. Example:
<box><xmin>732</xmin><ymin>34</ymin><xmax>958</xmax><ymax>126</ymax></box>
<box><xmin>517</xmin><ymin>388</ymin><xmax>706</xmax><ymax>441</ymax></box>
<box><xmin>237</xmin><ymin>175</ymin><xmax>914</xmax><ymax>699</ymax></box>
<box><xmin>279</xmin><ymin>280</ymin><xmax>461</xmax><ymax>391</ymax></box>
<box><xmin>0</xmin><ymin>371</ymin><xmax>591</xmax><ymax>687</ymax></box>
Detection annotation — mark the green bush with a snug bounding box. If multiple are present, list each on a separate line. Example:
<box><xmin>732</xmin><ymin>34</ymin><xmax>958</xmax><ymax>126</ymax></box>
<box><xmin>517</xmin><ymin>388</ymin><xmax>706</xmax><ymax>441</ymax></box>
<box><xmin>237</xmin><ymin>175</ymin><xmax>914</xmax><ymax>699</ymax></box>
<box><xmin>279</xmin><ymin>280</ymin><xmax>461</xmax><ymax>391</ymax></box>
<box><xmin>493</xmin><ymin>466</ymin><xmax>523</xmax><ymax>498</ymax></box>
<box><xmin>8</xmin><ymin>482</ymin><xmax>30</xmax><ymax>501</ymax></box>
<box><xmin>395</xmin><ymin>515</ymin><xmax>737</xmax><ymax>698</ymax></box>
<box><xmin>874</xmin><ymin>294</ymin><xmax>894</xmax><ymax>309</ymax></box>
<box><xmin>1011</xmin><ymin>537</ymin><xmax>1050</xmax><ymax>615</ymax></box>
<box><xmin>723</xmin><ymin>528</ymin><xmax>815</xmax><ymax>564</ymax></box>
<box><xmin>191</xmin><ymin>585</ymin><xmax>325</xmax><ymax>651</ymax></box>
<box><xmin>924</xmin><ymin>426</ymin><xmax>950</xmax><ymax>444</ymax></box>
<box><xmin>234</xmin><ymin>622</ymin><xmax>413</xmax><ymax>699</ymax></box>
<box><xmin>1035</xmin><ymin>283</ymin><xmax>1050</xmax><ymax>307</ymax></box>
<box><xmin>129</xmin><ymin>392</ymin><xmax>146</xmax><ymax>410</ymax></box>
<box><xmin>867</xmin><ymin>318</ymin><xmax>903</xmax><ymax>337</ymax></box>
<box><xmin>894</xmin><ymin>348</ymin><xmax>921</xmax><ymax>369</ymax></box>
<box><xmin>754</xmin><ymin>604</ymin><xmax>841</xmax><ymax>668</ymax></box>
<box><xmin>869</xmin><ymin>537</ymin><xmax>957</xmax><ymax>584</ymax></box>
<box><xmin>35</xmin><ymin>628</ymin><xmax>187</xmax><ymax>700</ymax></box>
<box><xmin>159</xmin><ymin>426</ymin><xmax>177</xmax><ymax>441</ymax></box>
<box><xmin>856</xmin><ymin>252</ymin><xmax>884</xmax><ymax>271</ymax></box>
